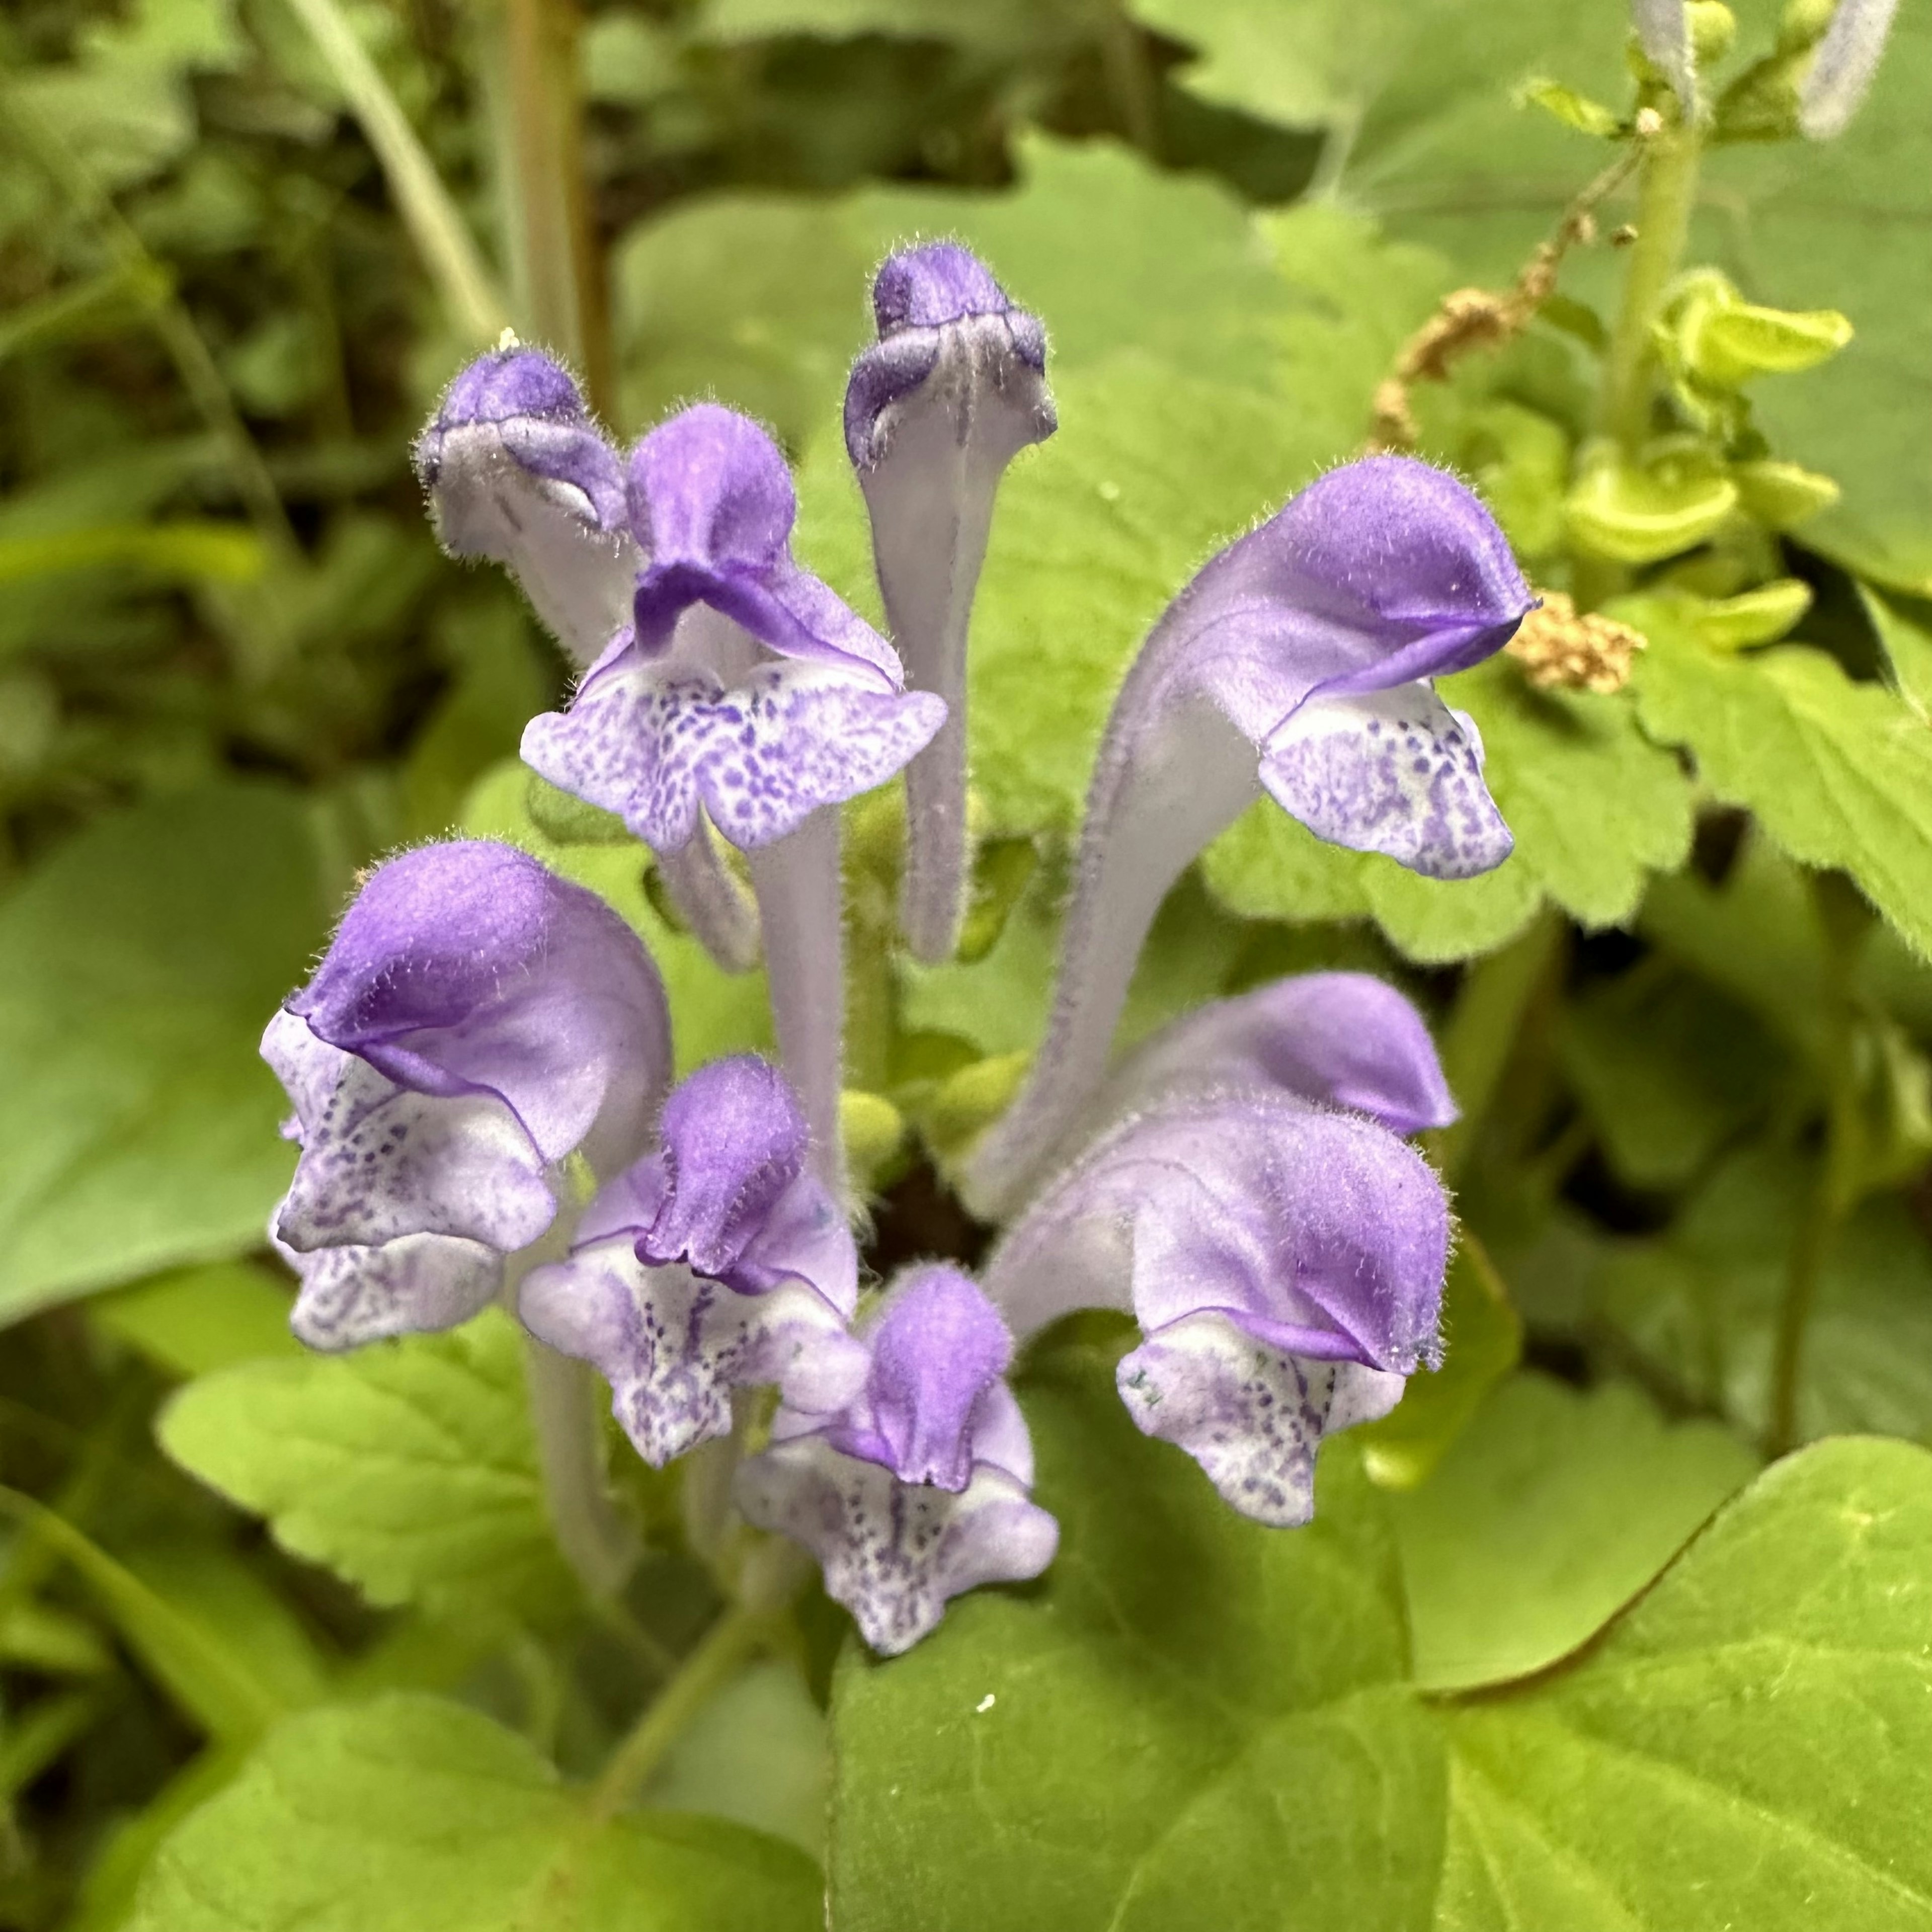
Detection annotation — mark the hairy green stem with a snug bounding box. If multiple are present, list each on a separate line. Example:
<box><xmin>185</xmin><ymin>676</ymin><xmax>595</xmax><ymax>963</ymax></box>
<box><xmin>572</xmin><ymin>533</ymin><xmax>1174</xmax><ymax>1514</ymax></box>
<box><xmin>1766</xmin><ymin>1156</ymin><xmax>1839</xmax><ymax>1459</ymax></box>
<box><xmin>1595</xmin><ymin>122</ymin><xmax>1703</xmax><ymax>454</ymax></box>
<box><xmin>280</xmin><ymin>0</ymin><xmax>511</xmax><ymax>347</ymax></box>
<box><xmin>521</xmin><ymin>1334</ymin><xmax>638</xmax><ymax>1600</ymax></box>
<box><xmin>589</xmin><ymin>1604</ymin><xmax>768</xmax><ymax>1819</ymax></box>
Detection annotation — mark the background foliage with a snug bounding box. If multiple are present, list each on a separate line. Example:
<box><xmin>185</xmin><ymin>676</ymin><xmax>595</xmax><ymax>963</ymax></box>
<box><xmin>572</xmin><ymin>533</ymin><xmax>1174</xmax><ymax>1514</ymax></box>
<box><xmin>4</xmin><ymin>0</ymin><xmax>1932</xmax><ymax>1924</ymax></box>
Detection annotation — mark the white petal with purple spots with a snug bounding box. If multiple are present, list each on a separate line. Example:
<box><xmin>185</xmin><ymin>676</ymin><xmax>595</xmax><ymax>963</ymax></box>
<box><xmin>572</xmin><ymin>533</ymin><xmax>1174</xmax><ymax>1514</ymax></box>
<box><xmin>277</xmin><ymin>1227</ymin><xmax>504</xmax><ymax>1351</ymax></box>
<box><xmin>1116</xmin><ymin>1310</ymin><xmax>1406</xmax><ymax>1528</ymax></box>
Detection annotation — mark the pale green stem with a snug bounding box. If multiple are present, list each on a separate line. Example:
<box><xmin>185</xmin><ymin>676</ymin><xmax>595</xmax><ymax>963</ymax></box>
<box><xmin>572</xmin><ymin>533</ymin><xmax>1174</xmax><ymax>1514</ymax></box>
<box><xmin>1595</xmin><ymin>123</ymin><xmax>1703</xmax><ymax>455</ymax></box>
<box><xmin>280</xmin><ymin>0</ymin><xmax>511</xmax><ymax>347</ymax></box>
<box><xmin>1765</xmin><ymin>1155</ymin><xmax>1839</xmax><ymax>1460</ymax></box>
<box><xmin>521</xmin><ymin>1335</ymin><xmax>639</xmax><ymax>1599</ymax></box>
<box><xmin>588</xmin><ymin>1604</ymin><xmax>768</xmax><ymax>1820</ymax></box>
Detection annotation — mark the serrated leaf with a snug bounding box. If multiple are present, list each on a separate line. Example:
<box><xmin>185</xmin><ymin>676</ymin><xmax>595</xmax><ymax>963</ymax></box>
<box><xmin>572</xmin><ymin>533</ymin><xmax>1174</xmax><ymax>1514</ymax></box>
<box><xmin>0</xmin><ymin>782</ymin><xmax>327</xmax><ymax>1325</ymax></box>
<box><xmin>831</xmin><ymin>1344</ymin><xmax>1932</xmax><ymax>1929</ymax></box>
<box><xmin>158</xmin><ymin>1310</ymin><xmax>574</xmax><ymax>1621</ymax></box>
<box><xmin>1391</xmin><ymin>1372</ymin><xmax>1756</xmax><ymax>1691</ymax></box>
<box><xmin>132</xmin><ymin>1693</ymin><xmax>821</xmax><ymax>1932</ymax></box>
<box><xmin>1630</xmin><ymin>619</ymin><xmax>1932</xmax><ymax>959</ymax></box>
<box><xmin>1437</xmin><ymin>1437</ymin><xmax>1932</xmax><ymax>1928</ymax></box>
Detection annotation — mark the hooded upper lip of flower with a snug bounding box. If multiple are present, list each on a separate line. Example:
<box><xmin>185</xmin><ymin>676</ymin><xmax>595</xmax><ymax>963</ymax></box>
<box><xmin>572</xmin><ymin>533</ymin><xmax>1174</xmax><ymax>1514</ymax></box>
<box><xmin>842</xmin><ymin>241</ymin><xmax>1053</xmax><ymax>471</ymax></box>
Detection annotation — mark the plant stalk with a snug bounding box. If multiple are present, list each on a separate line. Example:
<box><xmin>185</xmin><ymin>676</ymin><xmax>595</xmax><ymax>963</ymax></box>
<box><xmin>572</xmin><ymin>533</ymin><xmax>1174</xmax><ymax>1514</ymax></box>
<box><xmin>1595</xmin><ymin>121</ymin><xmax>1703</xmax><ymax>455</ymax></box>
<box><xmin>521</xmin><ymin>1333</ymin><xmax>638</xmax><ymax>1600</ymax></box>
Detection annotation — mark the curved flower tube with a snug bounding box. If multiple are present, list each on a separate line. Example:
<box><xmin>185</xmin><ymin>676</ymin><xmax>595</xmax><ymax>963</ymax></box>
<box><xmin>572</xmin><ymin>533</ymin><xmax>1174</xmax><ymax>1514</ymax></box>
<box><xmin>983</xmin><ymin>1090</ymin><xmax>1449</xmax><ymax>1526</ymax></box>
<box><xmin>1799</xmin><ymin>0</ymin><xmax>1898</xmax><ymax>139</ymax></box>
<box><xmin>1631</xmin><ymin>0</ymin><xmax>1695</xmax><ymax>111</ymax></box>
<box><xmin>263</xmin><ymin>840</ymin><xmax>671</xmax><ymax>1351</ymax></box>
<box><xmin>1091</xmin><ymin>971</ymin><xmax>1458</xmax><ymax>1145</ymax></box>
<box><xmin>415</xmin><ymin>346</ymin><xmax>636</xmax><ymax>670</ymax></box>
<box><xmin>962</xmin><ymin>454</ymin><xmax>1530</xmax><ymax>1219</ymax></box>
<box><xmin>845</xmin><ymin>243</ymin><xmax>1056</xmax><ymax>962</ymax></box>
<box><xmin>524</xmin><ymin>404</ymin><xmax>947</xmax><ymax>1183</ymax></box>
<box><xmin>736</xmin><ymin>1265</ymin><xmax>1059</xmax><ymax>1655</ymax></box>
<box><xmin>518</xmin><ymin>1056</ymin><xmax>867</xmax><ymax>1467</ymax></box>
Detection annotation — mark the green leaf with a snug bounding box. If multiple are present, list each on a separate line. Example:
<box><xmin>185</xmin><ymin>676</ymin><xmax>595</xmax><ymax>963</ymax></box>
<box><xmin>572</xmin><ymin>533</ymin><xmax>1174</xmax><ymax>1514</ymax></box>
<box><xmin>832</xmin><ymin>1345</ymin><xmax>1932</xmax><ymax>1928</ymax></box>
<box><xmin>1864</xmin><ymin>585</ymin><xmax>1932</xmax><ymax>719</ymax></box>
<box><xmin>91</xmin><ymin>1260</ymin><xmax>302</xmax><ymax>1380</ymax></box>
<box><xmin>1204</xmin><ymin>657</ymin><xmax>1693</xmax><ymax>964</ymax></box>
<box><xmin>1436</xmin><ymin>1436</ymin><xmax>1932</xmax><ymax>1927</ymax></box>
<box><xmin>157</xmin><ymin>1309</ymin><xmax>574</xmax><ymax>1621</ymax></box>
<box><xmin>1595</xmin><ymin>1142</ymin><xmax>1932</xmax><ymax>1446</ymax></box>
<box><xmin>1560</xmin><ymin>966</ymin><xmax>1792</xmax><ymax>1188</ymax></box>
<box><xmin>132</xmin><ymin>1693</ymin><xmax>822</xmax><ymax>1932</ymax></box>
<box><xmin>1358</xmin><ymin>1239</ymin><xmax>1523</xmax><ymax>1491</ymax></box>
<box><xmin>1629</xmin><ymin>619</ymin><xmax>1932</xmax><ymax>959</ymax></box>
<box><xmin>831</xmin><ymin>1344</ymin><xmax>1436</xmax><ymax>1931</ymax></box>
<box><xmin>460</xmin><ymin>759</ymin><xmax>771</xmax><ymax>1076</ymax></box>
<box><xmin>0</xmin><ymin>782</ymin><xmax>327</xmax><ymax>1324</ymax></box>
<box><xmin>1390</xmin><ymin>1372</ymin><xmax>1756</xmax><ymax>1691</ymax></box>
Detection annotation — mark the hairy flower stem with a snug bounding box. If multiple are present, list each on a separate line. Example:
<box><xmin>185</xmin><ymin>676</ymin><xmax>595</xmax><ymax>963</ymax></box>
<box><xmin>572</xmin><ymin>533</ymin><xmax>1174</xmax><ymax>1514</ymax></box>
<box><xmin>746</xmin><ymin>809</ymin><xmax>848</xmax><ymax>1195</ymax></box>
<box><xmin>657</xmin><ymin>827</ymin><xmax>761</xmax><ymax>974</ymax></box>
<box><xmin>521</xmin><ymin>1332</ymin><xmax>639</xmax><ymax>1599</ymax></box>
<box><xmin>1596</xmin><ymin>123</ymin><xmax>1703</xmax><ymax>455</ymax></box>
<box><xmin>589</xmin><ymin>1603</ymin><xmax>770</xmax><ymax>1820</ymax></box>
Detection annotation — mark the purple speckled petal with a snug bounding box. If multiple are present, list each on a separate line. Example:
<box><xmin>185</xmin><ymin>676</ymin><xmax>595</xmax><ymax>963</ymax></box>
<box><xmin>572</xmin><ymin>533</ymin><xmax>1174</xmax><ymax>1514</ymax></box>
<box><xmin>963</xmin><ymin>455</ymin><xmax>1528</xmax><ymax>1219</ymax></box>
<box><xmin>987</xmin><ymin>1089</ymin><xmax>1448</xmax><ymax>1370</ymax></box>
<box><xmin>1098</xmin><ymin>972</ymin><xmax>1457</xmax><ymax>1139</ymax></box>
<box><xmin>519</xmin><ymin>1241</ymin><xmax>867</xmax><ymax>1467</ymax></box>
<box><xmin>1258</xmin><ymin>689</ymin><xmax>1512</xmax><ymax>880</ymax></box>
<box><xmin>521</xmin><ymin>657</ymin><xmax>945</xmax><ymax>853</ymax></box>
<box><xmin>289</xmin><ymin>841</ymin><xmax>671</xmax><ymax>1174</ymax></box>
<box><xmin>275</xmin><ymin>1223</ymin><xmax>503</xmax><ymax>1352</ymax></box>
<box><xmin>271</xmin><ymin>1049</ymin><xmax>555</xmax><ymax>1255</ymax></box>
<box><xmin>1117</xmin><ymin>1312</ymin><xmax>1405</xmax><ymax>1527</ymax></box>
<box><xmin>415</xmin><ymin>348</ymin><xmax>637</xmax><ymax>668</ymax></box>
<box><xmin>822</xmin><ymin>1267</ymin><xmax>1014</xmax><ymax>1491</ymax></box>
<box><xmin>735</xmin><ymin>1435</ymin><xmax>1058</xmax><ymax>1656</ymax></box>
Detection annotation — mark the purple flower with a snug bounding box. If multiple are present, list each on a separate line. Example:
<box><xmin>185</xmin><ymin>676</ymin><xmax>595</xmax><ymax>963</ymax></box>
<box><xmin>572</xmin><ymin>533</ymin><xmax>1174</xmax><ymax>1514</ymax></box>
<box><xmin>964</xmin><ymin>454</ymin><xmax>1529</xmax><ymax>1217</ymax></box>
<box><xmin>415</xmin><ymin>346</ymin><xmax>637</xmax><ymax>668</ymax></box>
<box><xmin>736</xmin><ymin>1265</ymin><xmax>1058</xmax><ymax>1655</ymax></box>
<box><xmin>518</xmin><ymin>1057</ymin><xmax>866</xmax><ymax>1466</ymax></box>
<box><xmin>1800</xmin><ymin>0</ymin><xmax>1898</xmax><ymax>138</ymax></box>
<box><xmin>1096</xmin><ymin>972</ymin><xmax>1458</xmax><ymax>1141</ymax></box>
<box><xmin>521</xmin><ymin>404</ymin><xmax>945</xmax><ymax>856</ymax></box>
<box><xmin>264</xmin><ymin>841</ymin><xmax>671</xmax><ymax>1351</ymax></box>
<box><xmin>845</xmin><ymin>244</ymin><xmax>1055</xmax><ymax>962</ymax></box>
<box><xmin>984</xmin><ymin>1090</ymin><xmax>1449</xmax><ymax>1526</ymax></box>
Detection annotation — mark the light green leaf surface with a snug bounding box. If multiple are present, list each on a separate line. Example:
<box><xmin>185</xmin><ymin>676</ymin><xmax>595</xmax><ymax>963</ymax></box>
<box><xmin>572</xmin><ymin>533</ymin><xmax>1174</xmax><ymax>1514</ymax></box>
<box><xmin>158</xmin><ymin>1309</ymin><xmax>572</xmax><ymax>1621</ymax></box>
<box><xmin>1596</xmin><ymin>1143</ymin><xmax>1932</xmax><ymax>1447</ymax></box>
<box><xmin>132</xmin><ymin>1694</ymin><xmax>822</xmax><ymax>1932</ymax></box>
<box><xmin>91</xmin><ymin>1260</ymin><xmax>302</xmax><ymax>1380</ymax></box>
<box><xmin>0</xmin><ymin>782</ymin><xmax>327</xmax><ymax>1325</ymax></box>
<box><xmin>460</xmin><ymin>759</ymin><xmax>771</xmax><ymax>1075</ymax></box>
<box><xmin>1391</xmin><ymin>1372</ymin><xmax>1757</xmax><ymax>1691</ymax></box>
<box><xmin>833</xmin><ymin>1348</ymin><xmax>1932</xmax><ymax>1930</ymax></box>
<box><xmin>1631</xmin><ymin>624</ymin><xmax>1932</xmax><ymax>959</ymax></box>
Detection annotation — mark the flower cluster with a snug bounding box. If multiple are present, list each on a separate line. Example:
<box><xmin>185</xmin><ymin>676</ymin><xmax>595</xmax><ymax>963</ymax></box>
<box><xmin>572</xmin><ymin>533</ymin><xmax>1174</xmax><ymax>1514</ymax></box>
<box><xmin>261</xmin><ymin>240</ymin><xmax>1531</xmax><ymax>1653</ymax></box>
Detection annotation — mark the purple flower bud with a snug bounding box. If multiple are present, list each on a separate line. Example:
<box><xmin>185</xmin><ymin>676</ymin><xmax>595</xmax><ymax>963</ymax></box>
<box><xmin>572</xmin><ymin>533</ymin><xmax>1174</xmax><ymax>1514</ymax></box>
<box><xmin>518</xmin><ymin>1057</ymin><xmax>865</xmax><ymax>1467</ymax></box>
<box><xmin>1097</xmin><ymin>972</ymin><xmax>1458</xmax><ymax>1141</ymax></box>
<box><xmin>1799</xmin><ymin>0</ymin><xmax>1898</xmax><ymax>138</ymax></box>
<box><xmin>984</xmin><ymin>1090</ymin><xmax>1448</xmax><ymax>1526</ymax></box>
<box><xmin>264</xmin><ymin>842</ymin><xmax>671</xmax><ymax>1351</ymax></box>
<box><xmin>522</xmin><ymin>405</ymin><xmax>945</xmax><ymax>856</ymax></box>
<box><xmin>964</xmin><ymin>455</ymin><xmax>1528</xmax><ymax>1218</ymax></box>
<box><xmin>845</xmin><ymin>244</ymin><xmax>1056</xmax><ymax>963</ymax></box>
<box><xmin>415</xmin><ymin>347</ymin><xmax>638</xmax><ymax>668</ymax></box>
<box><xmin>736</xmin><ymin>1266</ymin><xmax>1059</xmax><ymax>1655</ymax></box>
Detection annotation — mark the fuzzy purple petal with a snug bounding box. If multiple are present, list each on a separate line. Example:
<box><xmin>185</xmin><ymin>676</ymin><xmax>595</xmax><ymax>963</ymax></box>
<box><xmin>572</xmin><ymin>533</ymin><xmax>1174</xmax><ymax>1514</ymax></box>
<box><xmin>521</xmin><ymin>658</ymin><xmax>944</xmax><ymax>853</ymax></box>
<box><xmin>1100</xmin><ymin>972</ymin><xmax>1457</xmax><ymax>1138</ymax></box>
<box><xmin>987</xmin><ymin>1089</ymin><xmax>1448</xmax><ymax>1370</ymax></box>
<box><xmin>415</xmin><ymin>348</ymin><xmax>636</xmax><ymax>667</ymax></box>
